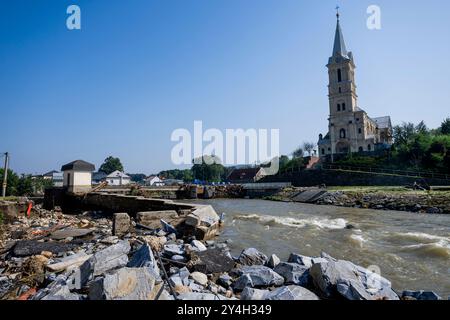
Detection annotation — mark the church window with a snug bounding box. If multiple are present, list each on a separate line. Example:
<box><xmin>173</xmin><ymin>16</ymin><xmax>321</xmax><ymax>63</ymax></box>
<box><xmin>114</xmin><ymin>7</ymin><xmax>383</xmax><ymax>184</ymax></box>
<box><xmin>337</xmin><ymin>104</ymin><xmax>341</xmax><ymax>111</ymax></box>
<box><xmin>338</xmin><ymin>87</ymin><xmax>342</xmax><ymax>93</ymax></box>
<box><xmin>337</xmin><ymin>69</ymin><xmax>342</xmax><ymax>82</ymax></box>
<box><xmin>368</xmin><ymin>144</ymin><xmax>372</xmax><ymax>151</ymax></box>
<box><xmin>328</xmin><ymin>147</ymin><xmax>331</xmax><ymax>151</ymax></box>
<box><xmin>358</xmin><ymin>147</ymin><xmax>363</xmax><ymax>152</ymax></box>
<box><xmin>358</xmin><ymin>128</ymin><xmax>362</xmax><ymax>134</ymax></box>
<box><xmin>349</xmin><ymin>120</ymin><xmax>353</xmax><ymax>124</ymax></box>
<box><xmin>340</xmin><ymin>129</ymin><xmax>346</xmax><ymax>139</ymax></box>
<box><xmin>322</xmin><ymin>148</ymin><xmax>325</xmax><ymax>155</ymax></box>
<box><xmin>342</xmin><ymin>103</ymin><xmax>346</xmax><ymax>111</ymax></box>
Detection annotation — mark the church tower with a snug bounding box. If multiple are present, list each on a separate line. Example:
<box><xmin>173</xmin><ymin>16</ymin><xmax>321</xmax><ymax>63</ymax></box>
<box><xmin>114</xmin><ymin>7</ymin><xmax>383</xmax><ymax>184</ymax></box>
<box><xmin>326</xmin><ymin>10</ymin><xmax>359</xmax><ymax>155</ymax></box>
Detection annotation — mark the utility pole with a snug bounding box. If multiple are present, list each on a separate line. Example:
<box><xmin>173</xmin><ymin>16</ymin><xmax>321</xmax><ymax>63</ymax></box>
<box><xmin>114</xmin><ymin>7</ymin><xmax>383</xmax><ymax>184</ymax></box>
<box><xmin>2</xmin><ymin>152</ymin><xmax>9</xmax><ymax>197</ymax></box>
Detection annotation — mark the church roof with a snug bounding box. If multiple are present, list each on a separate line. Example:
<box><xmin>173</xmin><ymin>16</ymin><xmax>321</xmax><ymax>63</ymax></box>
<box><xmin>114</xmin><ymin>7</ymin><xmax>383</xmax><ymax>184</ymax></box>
<box><xmin>373</xmin><ymin>116</ymin><xmax>392</xmax><ymax>129</ymax></box>
<box><xmin>332</xmin><ymin>18</ymin><xmax>348</xmax><ymax>58</ymax></box>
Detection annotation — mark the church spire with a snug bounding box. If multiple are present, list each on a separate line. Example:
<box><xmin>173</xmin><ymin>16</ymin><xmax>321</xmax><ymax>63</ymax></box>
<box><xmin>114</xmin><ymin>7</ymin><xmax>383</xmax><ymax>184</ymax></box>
<box><xmin>332</xmin><ymin>7</ymin><xmax>348</xmax><ymax>58</ymax></box>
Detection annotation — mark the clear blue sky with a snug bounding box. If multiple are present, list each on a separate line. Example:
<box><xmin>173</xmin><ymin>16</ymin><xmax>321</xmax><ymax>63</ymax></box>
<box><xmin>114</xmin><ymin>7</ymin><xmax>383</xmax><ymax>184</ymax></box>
<box><xmin>2</xmin><ymin>0</ymin><xmax>450</xmax><ymax>174</ymax></box>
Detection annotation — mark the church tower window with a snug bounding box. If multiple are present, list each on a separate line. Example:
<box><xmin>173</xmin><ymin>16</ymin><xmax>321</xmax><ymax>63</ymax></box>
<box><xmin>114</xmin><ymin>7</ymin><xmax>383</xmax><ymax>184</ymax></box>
<box><xmin>368</xmin><ymin>144</ymin><xmax>372</xmax><ymax>151</ymax></box>
<box><xmin>340</xmin><ymin>129</ymin><xmax>346</xmax><ymax>139</ymax></box>
<box><xmin>342</xmin><ymin>103</ymin><xmax>346</xmax><ymax>111</ymax></box>
<box><xmin>337</xmin><ymin>69</ymin><xmax>342</xmax><ymax>82</ymax></box>
<box><xmin>337</xmin><ymin>104</ymin><xmax>341</xmax><ymax>111</ymax></box>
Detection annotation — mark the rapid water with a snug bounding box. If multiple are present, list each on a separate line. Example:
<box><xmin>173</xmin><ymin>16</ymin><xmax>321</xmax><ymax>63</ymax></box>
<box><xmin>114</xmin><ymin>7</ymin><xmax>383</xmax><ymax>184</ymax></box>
<box><xmin>190</xmin><ymin>199</ymin><xmax>450</xmax><ymax>297</ymax></box>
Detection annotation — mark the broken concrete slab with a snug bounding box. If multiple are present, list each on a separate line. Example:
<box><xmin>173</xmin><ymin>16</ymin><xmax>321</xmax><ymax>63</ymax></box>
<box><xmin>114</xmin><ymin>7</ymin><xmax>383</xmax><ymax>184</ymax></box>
<box><xmin>136</xmin><ymin>211</ymin><xmax>179</xmax><ymax>229</ymax></box>
<box><xmin>112</xmin><ymin>213</ymin><xmax>130</xmax><ymax>237</ymax></box>
<box><xmin>47</xmin><ymin>252</ymin><xmax>92</xmax><ymax>272</ymax></box>
<box><xmin>86</xmin><ymin>240</ymin><xmax>131</xmax><ymax>276</ymax></box>
<box><xmin>90</xmin><ymin>267</ymin><xmax>161</xmax><ymax>300</ymax></box>
<box><xmin>49</xmin><ymin>228</ymin><xmax>93</xmax><ymax>240</ymax></box>
<box><xmin>185</xmin><ymin>205</ymin><xmax>219</xmax><ymax>228</ymax></box>
<box><xmin>13</xmin><ymin>240</ymin><xmax>77</xmax><ymax>257</ymax></box>
<box><xmin>127</xmin><ymin>244</ymin><xmax>159</xmax><ymax>277</ymax></box>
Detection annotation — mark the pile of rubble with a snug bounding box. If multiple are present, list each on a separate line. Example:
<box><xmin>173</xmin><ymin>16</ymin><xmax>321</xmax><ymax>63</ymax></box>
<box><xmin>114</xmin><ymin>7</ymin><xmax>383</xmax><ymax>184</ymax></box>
<box><xmin>0</xmin><ymin>202</ymin><xmax>444</xmax><ymax>300</ymax></box>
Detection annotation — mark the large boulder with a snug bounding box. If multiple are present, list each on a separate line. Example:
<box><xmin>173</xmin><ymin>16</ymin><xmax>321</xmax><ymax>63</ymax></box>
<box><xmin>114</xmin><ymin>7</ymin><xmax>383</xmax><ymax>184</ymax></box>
<box><xmin>85</xmin><ymin>240</ymin><xmax>131</xmax><ymax>276</ymax></box>
<box><xmin>89</xmin><ymin>267</ymin><xmax>161</xmax><ymax>300</ymax></box>
<box><xmin>127</xmin><ymin>244</ymin><xmax>159</xmax><ymax>278</ymax></box>
<box><xmin>238</xmin><ymin>248</ymin><xmax>268</xmax><ymax>266</ymax></box>
<box><xmin>112</xmin><ymin>213</ymin><xmax>130</xmax><ymax>237</ymax></box>
<box><xmin>401</xmin><ymin>290</ymin><xmax>442</xmax><ymax>300</ymax></box>
<box><xmin>190</xmin><ymin>248</ymin><xmax>235</xmax><ymax>274</ymax></box>
<box><xmin>288</xmin><ymin>253</ymin><xmax>326</xmax><ymax>268</ymax></box>
<box><xmin>177</xmin><ymin>292</ymin><xmax>229</xmax><ymax>300</ymax></box>
<box><xmin>240</xmin><ymin>286</ymin><xmax>319</xmax><ymax>300</ymax></box>
<box><xmin>310</xmin><ymin>257</ymin><xmax>399</xmax><ymax>300</ymax></box>
<box><xmin>273</xmin><ymin>262</ymin><xmax>310</xmax><ymax>286</ymax></box>
<box><xmin>236</xmin><ymin>265</ymin><xmax>284</xmax><ymax>288</ymax></box>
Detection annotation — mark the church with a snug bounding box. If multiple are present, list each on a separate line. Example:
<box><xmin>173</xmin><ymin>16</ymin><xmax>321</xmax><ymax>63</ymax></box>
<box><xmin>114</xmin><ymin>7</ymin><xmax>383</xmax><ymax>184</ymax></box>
<box><xmin>318</xmin><ymin>12</ymin><xmax>393</xmax><ymax>161</ymax></box>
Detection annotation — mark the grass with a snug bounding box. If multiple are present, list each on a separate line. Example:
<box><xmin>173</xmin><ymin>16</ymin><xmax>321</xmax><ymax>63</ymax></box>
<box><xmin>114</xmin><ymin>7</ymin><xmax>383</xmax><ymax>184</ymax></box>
<box><xmin>0</xmin><ymin>196</ymin><xmax>18</xmax><ymax>201</ymax></box>
<box><xmin>327</xmin><ymin>186</ymin><xmax>409</xmax><ymax>192</ymax></box>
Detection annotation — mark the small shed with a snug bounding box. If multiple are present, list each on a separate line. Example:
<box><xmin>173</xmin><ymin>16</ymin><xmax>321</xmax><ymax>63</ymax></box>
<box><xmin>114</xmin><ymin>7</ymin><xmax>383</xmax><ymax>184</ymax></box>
<box><xmin>106</xmin><ymin>170</ymin><xmax>131</xmax><ymax>186</ymax></box>
<box><xmin>61</xmin><ymin>160</ymin><xmax>95</xmax><ymax>193</ymax></box>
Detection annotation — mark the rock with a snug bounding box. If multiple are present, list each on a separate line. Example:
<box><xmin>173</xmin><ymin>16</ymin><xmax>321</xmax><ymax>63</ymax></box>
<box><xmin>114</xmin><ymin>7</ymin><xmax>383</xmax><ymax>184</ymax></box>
<box><xmin>50</xmin><ymin>228</ymin><xmax>93</xmax><ymax>240</ymax></box>
<box><xmin>161</xmin><ymin>219</ymin><xmax>178</xmax><ymax>234</ymax></box>
<box><xmin>267</xmin><ymin>254</ymin><xmax>280</xmax><ymax>268</ymax></box>
<box><xmin>288</xmin><ymin>253</ymin><xmax>326</xmax><ymax>268</ymax></box>
<box><xmin>127</xmin><ymin>244</ymin><xmax>159</xmax><ymax>277</ymax></box>
<box><xmin>233</xmin><ymin>274</ymin><xmax>254</xmax><ymax>291</ymax></box>
<box><xmin>310</xmin><ymin>258</ymin><xmax>399</xmax><ymax>300</ymax></box>
<box><xmin>39</xmin><ymin>276</ymin><xmax>80</xmax><ymax>300</ymax></box>
<box><xmin>218</xmin><ymin>274</ymin><xmax>233</xmax><ymax>288</ymax></box>
<box><xmin>163</xmin><ymin>244</ymin><xmax>185</xmax><ymax>257</ymax></box>
<box><xmin>136</xmin><ymin>211</ymin><xmax>179</xmax><ymax>229</ymax></box>
<box><xmin>426</xmin><ymin>207</ymin><xmax>442</xmax><ymax>214</ymax></box>
<box><xmin>402</xmin><ymin>290</ymin><xmax>442</xmax><ymax>300</ymax></box>
<box><xmin>238</xmin><ymin>248</ymin><xmax>268</xmax><ymax>266</ymax></box>
<box><xmin>47</xmin><ymin>251</ymin><xmax>92</xmax><ymax>272</ymax></box>
<box><xmin>112</xmin><ymin>213</ymin><xmax>130</xmax><ymax>237</ymax></box>
<box><xmin>240</xmin><ymin>287</ymin><xmax>270</xmax><ymax>300</ymax></box>
<box><xmin>190</xmin><ymin>248</ymin><xmax>235</xmax><ymax>274</ymax></box>
<box><xmin>174</xmin><ymin>284</ymin><xmax>192</xmax><ymax>295</ymax></box>
<box><xmin>171</xmin><ymin>255</ymin><xmax>186</xmax><ymax>262</ymax></box>
<box><xmin>185</xmin><ymin>205</ymin><xmax>219</xmax><ymax>228</ymax></box>
<box><xmin>13</xmin><ymin>240</ymin><xmax>77</xmax><ymax>257</ymax></box>
<box><xmin>274</xmin><ymin>262</ymin><xmax>309</xmax><ymax>286</ymax></box>
<box><xmin>86</xmin><ymin>240</ymin><xmax>131</xmax><ymax>276</ymax></box>
<box><xmin>205</xmin><ymin>240</ymin><xmax>215</xmax><ymax>246</ymax></box>
<box><xmin>236</xmin><ymin>265</ymin><xmax>284</xmax><ymax>288</ymax></box>
<box><xmin>190</xmin><ymin>240</ymin><xmax>207</xmax><ymax>252</ymax></box>
<box><xmin>100</xmin><ymin>236</ymin><xmax>119</xmax><ymax>245</ymax></box>
<box><xmin>90</xmin><ymin>267</ymin><xmax>161</xmax><ymax>300</ymax></box>
<box><xmin>40</xmin><ymin>251</ymin><xmax>53</xmax><ymax>258</ymax></box>
<box><xmin>189</xmin><ymin>272</ymin><xmax>208</xmax><ymax>286</ymax></box>
<box><xmin>240</xmin><ymin>285</ymin><xmax>319</xmax><ymax>300</ymax></box>
<box><xmin>177</xmin><ymin>292</ymin><xmax>229</xmax><ymax>300</ymax></box>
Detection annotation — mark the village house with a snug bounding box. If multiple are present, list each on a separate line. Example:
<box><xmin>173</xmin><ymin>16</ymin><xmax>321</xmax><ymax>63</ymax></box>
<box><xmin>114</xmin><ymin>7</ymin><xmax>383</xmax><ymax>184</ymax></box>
<box><xmin>106</xmin><ymin>170</ymin><xmax>131</xmax><ymax>186</ymax></box>
<box><xmin>226</xmin><ymin>167</ymin><xmax>267</xmax><ymax>184</ymax></box>
<box><xmin>144</xmin><ymin>175</ymin><xmax>164</xmax><ymax>186</ymax></box>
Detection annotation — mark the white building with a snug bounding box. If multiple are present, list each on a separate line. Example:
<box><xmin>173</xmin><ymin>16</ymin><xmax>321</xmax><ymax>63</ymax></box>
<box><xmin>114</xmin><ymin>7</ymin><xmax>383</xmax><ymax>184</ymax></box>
<box><xmin>106</xmin><ymin>170</ymin><xmax>131</xmax><ymax>186</ymax></box>
<box><xmin>61</xmin><ymin>160</ymin><xmax>95</xmax><ymax>193</ymax></box>
<box><xmin>144</xmin><ymin>175</ymin><xmax>164</xmax><ymax>186</ymax></box>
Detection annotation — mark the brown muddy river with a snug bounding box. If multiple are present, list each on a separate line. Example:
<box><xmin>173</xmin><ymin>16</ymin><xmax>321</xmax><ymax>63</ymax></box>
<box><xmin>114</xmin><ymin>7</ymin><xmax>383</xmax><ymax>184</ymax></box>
<box><xmin>190</xmin><ymin>199</ymin><xmax>450</xmax><ymax>297</ymax></box>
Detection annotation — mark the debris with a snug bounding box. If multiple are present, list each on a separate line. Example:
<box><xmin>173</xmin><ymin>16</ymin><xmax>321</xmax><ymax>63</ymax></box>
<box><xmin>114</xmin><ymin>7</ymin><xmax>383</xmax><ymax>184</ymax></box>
<box><xmin>112</xmin><ymin>213</ymin><xmax>131</xmax><ymax>237</ymax></box>
<box><xmin>13</xmin><ymin>240</ymin><xmax>77</xmax><ymax>257</ymax></box>
<box><xmin>47</xmin><ymin>252</ymin><xmax>92</xmax><ymax>272</ymax></box>
<box><xmin>189</xmin><ymin>271</ymin><xmax>208</xmax><ymax>286</ymax></box>
<box><xmin>50</xmin><ymin>228</ymin><xmax>93</xmax><ymax>240</ymax></box>
<box><xmin>87</xmin><ymin>240</ymin><xmax>131</xmax><ymax>276</ymax></box>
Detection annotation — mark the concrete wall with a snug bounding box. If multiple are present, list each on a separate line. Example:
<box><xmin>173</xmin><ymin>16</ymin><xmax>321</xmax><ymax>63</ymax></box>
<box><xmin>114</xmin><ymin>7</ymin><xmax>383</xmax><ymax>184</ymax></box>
<box><xmin>262</xmin><ymin>169</ymin><xmax>450</xmax><ymax>187</ymax></box>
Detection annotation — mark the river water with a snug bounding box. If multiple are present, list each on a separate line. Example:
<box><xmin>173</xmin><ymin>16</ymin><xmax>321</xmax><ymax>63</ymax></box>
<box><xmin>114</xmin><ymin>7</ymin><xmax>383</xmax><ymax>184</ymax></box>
<box><xmin>190</xmin><ymin>199</ymin><xmax>450</xmax><ymax>297</ymax></box>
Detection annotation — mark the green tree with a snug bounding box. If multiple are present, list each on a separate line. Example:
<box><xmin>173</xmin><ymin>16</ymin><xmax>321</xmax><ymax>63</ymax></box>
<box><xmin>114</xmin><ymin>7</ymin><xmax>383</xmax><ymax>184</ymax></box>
<box><xmin>440</xmin><ymin>118</ymin><xmax>450</xmax><ymax>135</ymax></box>
<box><xmin>16</xmin><ymin>175</ymin><xmax>34</xmax><ymax>196</ymax></box>
<box><xmin>0</xmin><ymin>168</ymin><xmax>19</xmax><ymax>196</ymax></box>
<box><xmin>99</xmin><ymin>156</ymin><xmax>124</xmax><ymax>175</ymax></box>
<box><xmin>191</xmin><ymin>155</ymin><xmax>225</xmax><ymax>182</ymax></box>
<box><xmin>292</xmin><ymin>147</ymin><xmax>304</xmax><ymax>158</ymax></box>
<box><xmin>302</xmin><ymin>142</ymin><xmax>315</xmax><ymax>156</ymax></box>
<box><xmin>128</xmin><ymin>173</ymin><xmax>146</xmax><ymax>183</ymax></box>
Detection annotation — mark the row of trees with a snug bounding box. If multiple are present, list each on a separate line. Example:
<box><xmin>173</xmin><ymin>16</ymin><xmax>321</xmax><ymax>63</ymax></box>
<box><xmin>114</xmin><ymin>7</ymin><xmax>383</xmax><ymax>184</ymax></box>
<box><xmin>336</xmin><ymin>118</ymin><xmax>450</xmax><ymax>173</ymax></box>
<box><xmin>0</xmin><ymin>169</ymin><xmax>53</xmax><ymax>197</ymax></box>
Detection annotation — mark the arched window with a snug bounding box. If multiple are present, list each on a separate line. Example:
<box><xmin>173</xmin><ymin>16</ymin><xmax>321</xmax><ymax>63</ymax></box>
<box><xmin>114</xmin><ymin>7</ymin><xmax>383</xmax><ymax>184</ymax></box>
<box><xmin>368</xmin><ymin>144</ymin><xmax>372</xmax><ymax>151</ymax></box>
<box><xmin>358</xmin><ymin>128</ymin><xmax>362</xmax><ymax>134</ymax></box>
<box><xmin>342</xmin><ymin>103</ymin><xmax>346</xmax><ymax>111</ymax></box>
<box><xmin>358</xmin><ymin>147</ymin><xmax>363</xmax><ymax>152</ymax></box>
<box><xmin>338</xmin><ymin>87</ymin><xmax>342</xmax><ymax>93</ymax></box>
<box><xmin>337</xmin><ymin>69</ymin><xmax>342</xmax><ymax>82</ymax></box>
<box><xmin>322</xmin><ymin>148</ymin><xmax>325</xmax><ymax>155</ymax></box>
<box><xmin>340</xmin><ymin>129</ymin><xmax>346</xmax><ymax>139</ymax></box>
<box><xmin>337</xmin><ymin>104</ymin><xmax>341</xmax><ymax>111</ymax></box>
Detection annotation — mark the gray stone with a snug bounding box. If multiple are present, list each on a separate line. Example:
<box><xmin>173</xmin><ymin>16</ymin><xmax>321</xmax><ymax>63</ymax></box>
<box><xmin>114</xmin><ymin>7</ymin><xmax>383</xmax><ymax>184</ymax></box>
<box><xmin>402</xmin><ymin>290</ymin><xmax>442</xmax><ymax>300</ymax></box>
<box><xmin>267</xmin><ymin>254</ymin><xmax>280</xmax><ymax>268</ymax></box>
<box><xmin>92</xmin><ymin>267</ymin><xmax>161</xmax><ymax>300</ymax></box>
<box><xmin>161</xmin><ymin>219</ymin><xmax>178</xmax><ymax>234</ymax></box>
<box><xmin>87</xmin><ymin>240</ymin><xmax>131</xmax><ymax>276</ymax></box>
<box><xmin>190</xmin><ymin>240</ymin><xmax>207</xmax><ymax>252</ymax></box>
<box><xmin>163</xmin><ymin>243</ymin><xmax>185</xmax><ymax>256</ymax></box>
<box><xmin>190</xmin><ymin>272</ymin><xmax>208</xmax><ymax>286</ymax></box>
<box><xmin>50</xmin><ymin>228</ymin><xmax>94</xmax><ymax>240</ymax></box>
<box><xmin>127</xmin><ymin>244</ymin><xmax>159</xmax><ymax>277</ymax></box>
<box><xmin>240</xmin><ymin>287</ymin><xmax>270</xmax><ymax>300</ymax></box>
<box><xmin>190</xmin><ymin>248</ymin><xmax>235</xmax><ymax>274</ymax></box>
<box><xmin>233</xmin><ymin>274</ymin><xmax>254</xmax><ymax>291</ymax></box>
<box><xmin>240</xmin><ymin>285</ymin><xmax>319</xmax><ymax>301</ymax></box>
<box><xmin>238</xmin><ymin>248</ymin><xmax>268</xmax><ymax>266</ymax></box>
<box><xmin>112</xmin><ymin>213</ymin><xmax>130</xmax><ymax>236</ymax></box>
<box><xmin>310</xmin><ymin>259</ymin><xmax>399</xmax><ymax>300</ymax></box>
<box><xmin>288</xmin><ymin>285</ymin><xmax>320</xmax><ymax>300</ymax></box>
<box><xmin>136</xmin><ymin>211</ymin><xmax>178</xmax><ymax>229</ymax></box>
<box><xmin>177</xmin><ymin>292</ymin><xmax>229</xmax><ymax>300</ymax></box>
<box><xmin>185</xmin><ymin>205</ymin><xmax>219</xmax><ymax>228</ymax></box>
<box><xmin>288</xmin><ymin>253</ymin><xmax>327</xmax><ymax>268</ymax></box>
<box><xmin>237</xmin><ymin>265</ymin><xmax>284</xmax><ymax>288</ymax></box>
<box><xmin>171</xmin><ymin>255</ymin><xmax>187</xmax><ymax>262</ymax></box>
<box><xmin>274</xmin><ymin>262</ymin><xmax>310</xmax><ymax>286</ymax></box>
<box><xmin>218</xmin><ymin>274</ymin><xmax>233</xmax><ymax>288</ymax></box>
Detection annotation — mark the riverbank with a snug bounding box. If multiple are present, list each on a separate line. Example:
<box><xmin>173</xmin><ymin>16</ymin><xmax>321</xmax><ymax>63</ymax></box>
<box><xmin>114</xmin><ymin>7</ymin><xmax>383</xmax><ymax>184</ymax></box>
<box><xmin>0</xmin><ymin>199</ymin><xmax>445</xmax><ymax>300</ymax></box>
<box><xmin>264</xmin><ymin>186</ymin><xmax>450</xmax><ymax>214</ymax></box>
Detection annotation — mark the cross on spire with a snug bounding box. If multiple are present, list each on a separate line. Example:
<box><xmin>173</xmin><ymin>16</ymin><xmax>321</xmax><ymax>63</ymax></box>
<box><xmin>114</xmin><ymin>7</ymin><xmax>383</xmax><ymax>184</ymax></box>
<box><xmin>336</xmin><ymin>5</ymin><xmax>340</xmax><ymax>19</ymax></box>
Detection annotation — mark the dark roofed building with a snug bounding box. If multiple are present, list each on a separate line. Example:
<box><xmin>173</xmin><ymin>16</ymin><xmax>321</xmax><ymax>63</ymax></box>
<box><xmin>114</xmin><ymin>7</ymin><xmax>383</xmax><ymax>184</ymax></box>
<box><xmin>226</xmin><ymin>167</ymin><xmax>266</xmax><ymax>184</ymax></box>
<box><xmin>61</xmin><ymin>160</ymin><xmax>96</xmax><ymax>172</ymax></box>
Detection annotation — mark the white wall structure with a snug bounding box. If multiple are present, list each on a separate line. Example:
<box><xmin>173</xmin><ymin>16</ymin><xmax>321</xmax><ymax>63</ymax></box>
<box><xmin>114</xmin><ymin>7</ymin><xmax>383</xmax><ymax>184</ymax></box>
<box><xmin>61</xmin><ymin>160</ymin><xmax>95</xmax><ymax>193</ymax></box>
<box><xmin>106</xmin><ymin>170</ymin><xmax>131</xmax><ymax>186</ymax></box>
<box><xmin>144</xmin><ymin>175</ymin><xmax>164</xmax><ymax>186</ymax></box>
